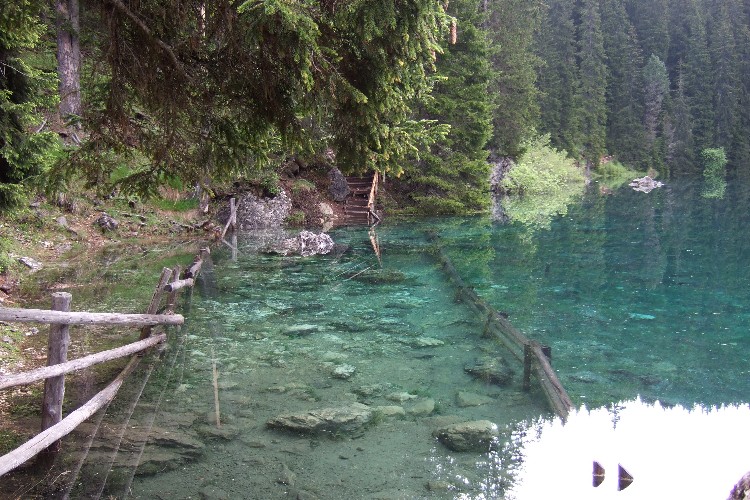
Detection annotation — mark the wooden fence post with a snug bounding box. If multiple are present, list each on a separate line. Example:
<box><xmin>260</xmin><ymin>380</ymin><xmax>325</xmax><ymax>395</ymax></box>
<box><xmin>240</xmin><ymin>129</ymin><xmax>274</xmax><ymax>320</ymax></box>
<box><xmin>523</xmin><ymin>343</ymin><xmax>532</xmax><ymax>392</ymax></box>
<box><xmin>139</xmin><ymin>267</ymin><xmax>173</xmax><ymax>340</ymax></box>
<box><xmin>40</xmin><ymin>292</ymin><xmax>72</xmax><ymax>452</ymax></box>
<box><xmin>166</xmin><ymin>265</ymin><xmax>182</xmax><ymax>314</ymax></box>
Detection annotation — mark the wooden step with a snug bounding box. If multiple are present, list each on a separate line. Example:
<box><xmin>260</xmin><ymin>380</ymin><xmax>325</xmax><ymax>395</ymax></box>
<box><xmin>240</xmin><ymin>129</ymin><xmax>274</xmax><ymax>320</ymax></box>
<box><xmin>346</xmin><ymin>199</ymin><xmax>369</xmax><ymax>207</ymax></box>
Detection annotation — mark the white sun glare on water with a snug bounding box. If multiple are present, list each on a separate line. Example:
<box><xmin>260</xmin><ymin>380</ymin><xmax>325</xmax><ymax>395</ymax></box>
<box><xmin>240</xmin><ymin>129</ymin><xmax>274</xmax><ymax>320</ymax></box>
<box><xmin>505</xmin><ymin>398</ymin><xmax>750</xmax><ymax>500</ymax></box>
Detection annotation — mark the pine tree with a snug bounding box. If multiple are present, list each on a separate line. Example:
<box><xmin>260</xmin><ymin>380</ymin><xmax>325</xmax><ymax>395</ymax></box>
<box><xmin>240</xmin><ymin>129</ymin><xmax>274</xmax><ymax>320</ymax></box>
<box><xmin>400</xmin><ymin>0</ymin><xmax>494</xmax><ymax>214</ymax></box>
<box><xmin>627</xmin><ymin>0</ymin><xmax>670</xmax><ymax>63</ymax></box>
<box><xmin>668</xmin><ymin>66</ymin><xmax>697</xmax><ymax>172</ymax></box>
<box><xmin>601</xmin><ymin>0</ymin><xmax>646</xmax><ymax>168</ymax></box>
<box><xmin>575</xmin><ymin>0</ymin><xmax>608</xmax><ymax>170</ymax></box>
<box><xmin>0</xmin><ymin>0</ymin><xmax>59</xmax><ymax>208</ymax></box>
<box><xmin>679</xmin><ymin>0</ymin><xmax>715</xmax><ymax>152</ymax></box>
<box><xmin>729</xmin><ymin>0</ymin><xmax>750</xmax><ymax>166</ymax></box>
<box><xmin>51</xmin><ymin>0</ymin><xmax>451</xmax><ymax>196</ymax></box>
<box><xmin>642</xmin><ymin>54</ymin><xmax>671</xmax><ymax>170</ymax></box>
<box><xmin>708</xmin><ymin>0</ymin><xmax>739</xmax><ymax>153</ymax></box>
<box><xmin>536</xmin><ymin>0</ymin><xmax>580</xmax><ymax>156</ymax></box>
<box><xmin>484</xmin><ymin>0</ymin><xmax>541</xmax><ymax>157</ymax></box>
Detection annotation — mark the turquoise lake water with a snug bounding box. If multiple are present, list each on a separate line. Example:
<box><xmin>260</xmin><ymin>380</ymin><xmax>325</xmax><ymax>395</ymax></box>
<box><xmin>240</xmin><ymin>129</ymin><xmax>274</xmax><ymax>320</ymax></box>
<box><xmin>7</xmin><ymin>176</ymin><xmax>750</xmax><ymax>498</ymax></box>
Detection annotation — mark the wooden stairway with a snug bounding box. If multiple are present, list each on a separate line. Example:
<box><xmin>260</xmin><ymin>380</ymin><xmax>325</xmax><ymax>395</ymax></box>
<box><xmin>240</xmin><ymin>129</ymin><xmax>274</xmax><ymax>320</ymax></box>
<box><xmin>344</xmin><ymin>173</ymin><xmax>380</xmax><ymax>225</ymax></box>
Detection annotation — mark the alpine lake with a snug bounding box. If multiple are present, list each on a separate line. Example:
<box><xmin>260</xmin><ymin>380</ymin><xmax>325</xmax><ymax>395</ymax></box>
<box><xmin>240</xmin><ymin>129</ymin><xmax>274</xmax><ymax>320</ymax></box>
<box><xmin>5</xmin><ymin>175</ymin><xmax>750</xmax><ymax>499</ymax></box>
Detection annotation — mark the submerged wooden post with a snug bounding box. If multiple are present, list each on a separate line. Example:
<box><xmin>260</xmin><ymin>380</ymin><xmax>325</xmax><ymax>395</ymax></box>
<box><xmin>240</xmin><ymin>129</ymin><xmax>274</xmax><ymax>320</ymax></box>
<box><xmin>40</xmin><ymin>292</ymin><xmax>72</xmax><ymax>452</ymax></box>
<box><xmin>542</xmin><ymin>345</ymin><xmax>552</xmax><ymax>360</ymax></box>
<box><xmin>523</xmin><ymin>343</ymin><xmax>532</xmax><ymax>392</ymax></box>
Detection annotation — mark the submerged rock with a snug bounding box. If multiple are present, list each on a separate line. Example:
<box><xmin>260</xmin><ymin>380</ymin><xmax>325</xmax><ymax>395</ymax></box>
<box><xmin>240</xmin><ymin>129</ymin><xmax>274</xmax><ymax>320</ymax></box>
<box><xmin>399</xmin><ymin>336</ymin><xmax>445</xmax><ymax>348</ymax></box>
<box><xmin>629</xmin><ymin>312</ymin><xmax>656</xmax><ymax>320</ymax></box>
<box><xmin>456</xmin><ymin>391</ymin><xmax>493</xmax><ymax>408</ymax></box>
<box><xmin>433</xmin><ymin>420</ymin><xmax>500</xmax><ymax>452</ymax></box>
<box><xmin>406</xmin><ymin>398</ymin><xmax>435</xmax><ymax>416</ymax></box>
<box><xmin>266</xmin><ymin>403</ymin><xmax>374</xmax><ymax>435</ymax></box>
<box><xmin>284</xmin><ymin>324</ymin><xmax>320</xmax><ymax>337</ymax></box>
<box><xmin>374</xmin><ymin>405</ymin><xmax>406</xmax><ymax>418</ymax></box>
<box><xmin>464</xmin><ymin>356</ymin><xmax>514</xmax><ymax>386</ymax></box>
<box><xmin>352</xmin><ymin>269</ymin><xmax>409</xmax><ymax>284</ymax></box>
<box><xmin>386</xmin><ymin>391</ymin><xmax>418</xmax><ymax>403</ymax></box>
<box><xmin>332</xmin><ymin>364</ymin><xmax>356</xmax><ymax>379</ymax></box>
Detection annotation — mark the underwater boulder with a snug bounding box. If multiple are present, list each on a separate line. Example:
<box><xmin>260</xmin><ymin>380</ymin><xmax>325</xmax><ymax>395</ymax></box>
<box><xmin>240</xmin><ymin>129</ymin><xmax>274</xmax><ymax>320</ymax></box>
<box><xmin>433</xmin><ymin>420</ymin><xmax>500</xmax><ymax>452</ymax></box>
<box><xmin>266</xmin><ymin>403</ymin><xmax>374</xmax><ymax>435</ymax></box>
<box><xmin>464</xmin><ymin>356</ymin><xmax>514</xmax><ymax>386</ymax></box>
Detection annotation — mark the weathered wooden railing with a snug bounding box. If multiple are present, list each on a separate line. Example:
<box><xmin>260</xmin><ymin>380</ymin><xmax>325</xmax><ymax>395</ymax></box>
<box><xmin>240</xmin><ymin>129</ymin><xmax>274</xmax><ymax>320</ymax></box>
<box><xmin>0</xmin><ymin>247</ymin><xmax>210</xmax><ymax>477</ymax></box>
<box><xmin>427</xmin><ymin>232</ymin><xmax>574</xmax><ymax>420</ymax></box>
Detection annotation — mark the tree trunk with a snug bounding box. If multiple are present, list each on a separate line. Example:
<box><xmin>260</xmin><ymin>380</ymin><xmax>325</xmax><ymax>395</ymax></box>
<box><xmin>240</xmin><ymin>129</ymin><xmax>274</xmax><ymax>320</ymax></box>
<box><xmin>56</xmin><ymin>0</ymin><xmax>81</xmax><ymax>122</ymax></box>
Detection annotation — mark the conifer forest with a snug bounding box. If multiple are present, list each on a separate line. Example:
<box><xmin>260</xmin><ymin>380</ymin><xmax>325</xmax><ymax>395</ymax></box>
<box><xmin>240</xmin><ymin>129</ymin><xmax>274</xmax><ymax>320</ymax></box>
<box><xmin>2</xmin><ymin>0</ymin><xmax>750</xmax><ymax>212</ymax></box>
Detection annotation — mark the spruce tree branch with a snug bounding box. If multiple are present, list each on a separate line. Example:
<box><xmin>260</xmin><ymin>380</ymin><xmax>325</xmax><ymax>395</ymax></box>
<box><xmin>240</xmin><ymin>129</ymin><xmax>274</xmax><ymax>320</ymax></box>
<box><xmin>103</xmin><ymin>0</ymin><xmax>189</xmax><ymax>80</ymax></box>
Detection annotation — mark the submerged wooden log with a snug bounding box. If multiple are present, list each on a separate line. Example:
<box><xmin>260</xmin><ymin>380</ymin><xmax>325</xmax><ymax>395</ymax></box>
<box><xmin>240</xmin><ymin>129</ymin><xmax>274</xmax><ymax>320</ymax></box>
<box><xmin>529</xmin><ymin>341</ymin><xmax>573</xmax><ymax>420</ymax></box>
<box><xmin>0</xmin><ymin>308</ymin><xmax>183</xmax><ymax>326</ymax></box>
<box><xmin>427</xmin><ymin>230</ymin><xmax>574</xmax><ymax>420</ymax></box>
<box><xmin>0</xmin><ymin>333</ymin><xmax>166</xmax><ymax>390</ymax></box>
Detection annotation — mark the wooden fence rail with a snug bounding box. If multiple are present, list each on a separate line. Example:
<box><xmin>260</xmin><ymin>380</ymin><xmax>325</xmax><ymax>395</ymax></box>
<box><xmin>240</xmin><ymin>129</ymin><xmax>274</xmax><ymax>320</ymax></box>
<box><xmin>0</xmin><ymin>308</ymin><xmax>184</xmax><ymax>326</ymax></box>
<box><xmin>427</xmin><ymin>231</ymin><xmax>574</xmax><ymax>420</ymax></box>
<box><xmin>0</xmin><ymin>247</ymin><xmax>208</xmax><ymax>478</ymax></box>
<box><xmin>0</xmin><ymin>333</ymin><xmax>167</xmax><ymax>391</ymax></box>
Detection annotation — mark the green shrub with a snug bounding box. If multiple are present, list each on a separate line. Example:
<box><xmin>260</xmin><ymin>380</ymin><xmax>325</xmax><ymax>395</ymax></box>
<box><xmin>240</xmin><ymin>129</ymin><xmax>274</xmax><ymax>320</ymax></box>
<box><xmin>502</xmin><ymin>135</ymin><xmax>584</xmax><ymax>196</ymax></box>
<box><xmin>500</xmin><ymin>135</ymin><xmax>586</xmax><ymax>230</ymax></box>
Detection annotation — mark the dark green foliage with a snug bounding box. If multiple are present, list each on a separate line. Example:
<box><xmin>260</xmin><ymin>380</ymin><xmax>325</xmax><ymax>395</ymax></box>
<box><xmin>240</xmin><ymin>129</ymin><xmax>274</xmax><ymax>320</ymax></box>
<box><xmin>575</xmin><ymin>0</ymin><xmax>608</xmax><ymax>170</ymax></box>
<box><xmin>47</xmin><ymin>0</ymin><xmax>451</xmax><ymax>197</ymax></box>
<box><xmin>601</xmin><ymin>0</ymin><xmax>646</xmax><ymax>168</ymax></box>
<box><xmin>535</xmin><ymin>0</ymin><xmax>750</xmax><ymax>176</ymax></box>
<box><xmin>642</xmin><ymin>54</ymin><xmax>670</xmax><ymax>171</ymax></box>
<box><xmin>536</xmin><ymin>0</ymin><xmax>580</xmax><ymax>156</ymax></box>
<box><xmin>399</xmin><ymin>0</ymin><xmax>493</xmax><ymax>214</ymax></box>
<box><xmin>0</xmin><ymin>1</ymin><xmax>59</xmax><ymax>209</ymax></box>
<box><xmin>485</xmin><ymin>0</ymin><xmax>541</xmax><ymax>157</ymax></box>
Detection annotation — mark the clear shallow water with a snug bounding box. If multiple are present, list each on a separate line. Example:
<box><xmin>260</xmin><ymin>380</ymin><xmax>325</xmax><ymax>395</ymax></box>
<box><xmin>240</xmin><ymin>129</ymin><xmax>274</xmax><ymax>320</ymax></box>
<box><xmin>442</xmin><ymin>177</ymin><xmax>750</xmax><ymax>409</ymax></box>
<box><xmin>7</xmin><ymin>177</ymin><xmax>750</xmax><ymax>498</ymax></box>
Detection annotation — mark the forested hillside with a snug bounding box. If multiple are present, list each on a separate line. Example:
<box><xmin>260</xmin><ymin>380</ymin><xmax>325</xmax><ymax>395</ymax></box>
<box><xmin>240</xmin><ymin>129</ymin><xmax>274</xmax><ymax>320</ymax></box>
<box><xmin>2</xmin><ymin>0</ymin><xmax>749</xmax><ymax>214</ymax></box>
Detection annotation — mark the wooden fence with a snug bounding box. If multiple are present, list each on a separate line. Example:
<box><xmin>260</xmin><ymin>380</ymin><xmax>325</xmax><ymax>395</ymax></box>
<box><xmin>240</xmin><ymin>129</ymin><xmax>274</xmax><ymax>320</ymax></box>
<box><xmin>0</xmin><ymin>248</ymin><xmax>210</xmax><ymax>477</ymax></box>
<box><xmin>427</xmin><ymin>232</ymin><xmax>574</xmax><ymax>420</ymax></box>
